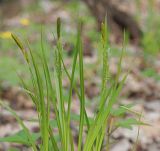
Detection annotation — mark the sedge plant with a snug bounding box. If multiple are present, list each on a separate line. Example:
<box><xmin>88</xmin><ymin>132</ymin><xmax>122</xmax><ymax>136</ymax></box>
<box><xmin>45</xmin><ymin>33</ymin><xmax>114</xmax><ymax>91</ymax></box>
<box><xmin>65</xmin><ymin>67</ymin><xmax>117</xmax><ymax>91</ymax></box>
<box><xmin>0</xmin><ymin>18</ymin><xmax>147</xmax><ymax>151</ymax></box>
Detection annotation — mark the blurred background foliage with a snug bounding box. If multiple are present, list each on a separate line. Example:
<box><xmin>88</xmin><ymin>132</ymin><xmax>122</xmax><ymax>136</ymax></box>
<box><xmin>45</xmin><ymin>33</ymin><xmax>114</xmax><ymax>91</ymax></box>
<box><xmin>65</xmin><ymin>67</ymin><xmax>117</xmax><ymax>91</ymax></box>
<box><xmin>0</xmin><ymin>0</ymin><xmax>160</xmax><ymax>87</ymax></box>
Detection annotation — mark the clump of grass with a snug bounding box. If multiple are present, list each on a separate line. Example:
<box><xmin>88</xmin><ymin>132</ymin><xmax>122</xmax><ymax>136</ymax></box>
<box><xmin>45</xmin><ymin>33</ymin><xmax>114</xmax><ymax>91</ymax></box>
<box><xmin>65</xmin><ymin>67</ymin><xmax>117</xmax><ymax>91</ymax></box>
<box><xmin>0</xmin><ymin>18</ymin><xmax>146</xmax><ymax>151</ymax></box>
